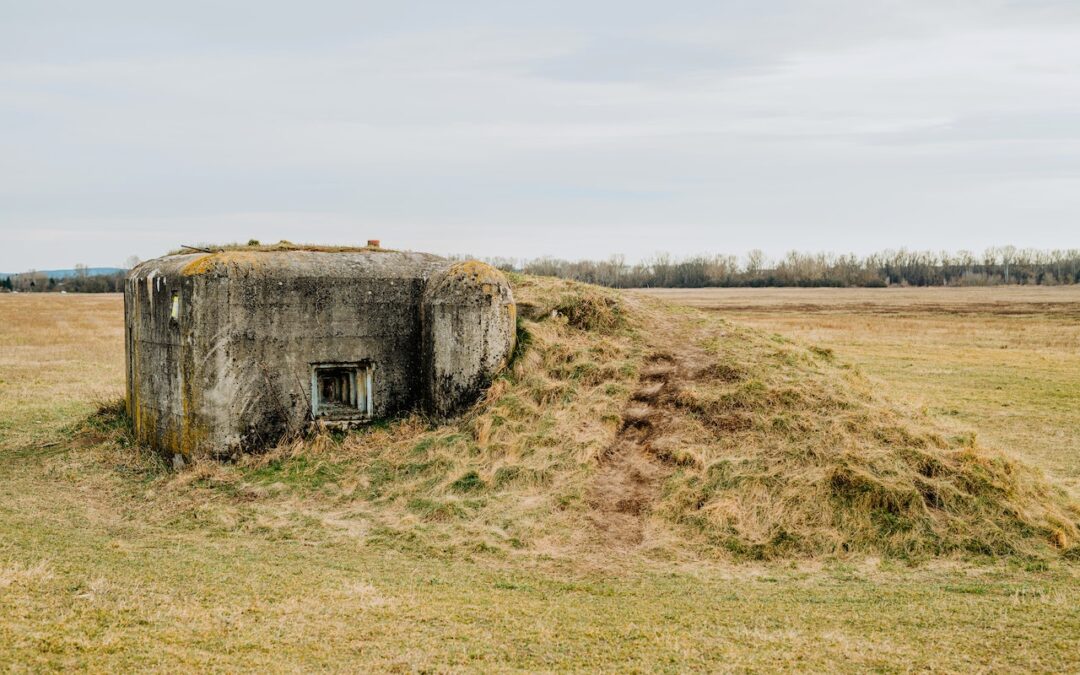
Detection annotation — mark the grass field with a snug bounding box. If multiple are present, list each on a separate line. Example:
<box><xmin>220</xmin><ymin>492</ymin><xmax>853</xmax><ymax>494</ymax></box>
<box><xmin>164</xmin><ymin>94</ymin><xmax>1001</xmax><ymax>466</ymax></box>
<box><xmin>1</xmin><ymin>289</ymin><xmax>1078</xmax><ymax>671</ymax></box>
<box><xmin>636</xmin><ymin>287</ymin><xmax>1080</xmax><ymax>499</ymax></box>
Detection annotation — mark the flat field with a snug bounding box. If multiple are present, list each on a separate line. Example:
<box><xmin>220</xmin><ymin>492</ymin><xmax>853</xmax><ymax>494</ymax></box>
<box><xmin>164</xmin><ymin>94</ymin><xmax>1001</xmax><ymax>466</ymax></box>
<box><xmin>1</xmin><ymin>290</ymin><xmax>1078</xmax><ymax>671</ymax></box>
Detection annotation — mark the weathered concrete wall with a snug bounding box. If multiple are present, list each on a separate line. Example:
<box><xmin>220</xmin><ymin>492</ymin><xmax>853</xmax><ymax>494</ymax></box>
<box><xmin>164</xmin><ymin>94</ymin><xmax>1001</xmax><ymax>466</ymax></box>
<box><xmin>126</xmin><ymin>260</ymin><xmax>199</xmax><ymax>457</ymax></box>
<box><xmin>423</xmin><ymin>261</ymin><xmax>516</xmax><ymax>416</ymax></box>
<box><xmin>126</xmin><ymin>249</ymin><xmax>515</xmax><ymax>459</ymax></box>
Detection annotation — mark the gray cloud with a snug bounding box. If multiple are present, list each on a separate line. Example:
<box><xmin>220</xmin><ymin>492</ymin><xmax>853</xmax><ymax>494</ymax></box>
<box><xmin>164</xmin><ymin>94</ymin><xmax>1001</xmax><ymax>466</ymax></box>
<box><xmin>2</xmin><ymin>1</ymin><xmax>1080</xmax><ymax>270</ymax></box>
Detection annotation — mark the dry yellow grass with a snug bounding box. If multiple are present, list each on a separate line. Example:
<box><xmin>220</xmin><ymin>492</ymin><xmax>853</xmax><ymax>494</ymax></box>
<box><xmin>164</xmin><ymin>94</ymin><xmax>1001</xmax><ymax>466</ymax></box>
<box><xmin>1</xmin><ymin>286</ymin><xmax>1079</xmax><ymax>671</ymax></box>
<box><xmin>167</xmin><ymin>240</ymin><xmax>390</xmax><ymax>255</ymax></box>
<box><xmin>0</xmin><ymin>294</ymin><xmax>124</xmax><ymax>449</ymax></box>
<box><xmin>636</xmin><ymin>286</ymin><xmax>1080</xmax><ymax>498</ymax></box>
<box><xmin>243</xmin><ymin>277</ymin><xmax>1073</xmax><ymax>561</ymax></box>
<box><xmin>637</xmin><ymin>285</ymin><xmax>1080</xmax><ymax>309</ymax></box>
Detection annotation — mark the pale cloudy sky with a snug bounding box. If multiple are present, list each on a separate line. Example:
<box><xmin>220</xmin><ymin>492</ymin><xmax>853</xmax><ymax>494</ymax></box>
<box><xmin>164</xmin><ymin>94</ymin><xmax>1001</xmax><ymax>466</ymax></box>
<box><xmin>3</xmin><ymin>1</ymin><xmax>1080</xmax><ymax>271</ymax></box>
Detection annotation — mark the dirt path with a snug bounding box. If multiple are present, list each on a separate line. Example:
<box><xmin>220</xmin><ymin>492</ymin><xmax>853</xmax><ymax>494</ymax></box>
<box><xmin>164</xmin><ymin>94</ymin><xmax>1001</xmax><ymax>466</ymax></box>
<box><xmin>587</xmin><ymin>346</ymin><xmax>700</xmax><ymax>547</ymax></box>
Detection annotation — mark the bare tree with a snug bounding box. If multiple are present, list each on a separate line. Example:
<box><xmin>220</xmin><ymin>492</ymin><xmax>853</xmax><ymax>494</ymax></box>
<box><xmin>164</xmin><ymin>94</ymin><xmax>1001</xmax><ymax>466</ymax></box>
<box><xmin>484</xmin><ymin>247</ymin><xmax>1080</xmax><ymax>289</ymax></box>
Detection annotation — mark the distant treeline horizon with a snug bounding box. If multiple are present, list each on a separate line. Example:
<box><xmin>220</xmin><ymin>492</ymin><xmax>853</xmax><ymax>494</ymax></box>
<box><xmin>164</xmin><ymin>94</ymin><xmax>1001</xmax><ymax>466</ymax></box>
<box><xmin>480</xmin><ymin>247</ymin><xmax>1080</xmax><ymax>288</ymax></box>
<box><xmin>6</xmin><ymin>246</ymin><xmax>1080</xmax><ymax>292</ymax></box>
<box><xmin>2</xmin><ymin>267</ymin><xmax>127</xmax><ymax>293</ymax></box>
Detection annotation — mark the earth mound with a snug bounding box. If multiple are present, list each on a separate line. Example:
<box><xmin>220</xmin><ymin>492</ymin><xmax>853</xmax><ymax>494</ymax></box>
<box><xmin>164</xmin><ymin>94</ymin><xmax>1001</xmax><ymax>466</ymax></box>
<box><xmin>302</xmin><ymin>276</ymin><xmax>1078</xmax><ymax>560</ymax></box>
<box><xmin>105</xmin><ymin>275</ymin><xmax>1079</xmax><ymax>561</ymax></box>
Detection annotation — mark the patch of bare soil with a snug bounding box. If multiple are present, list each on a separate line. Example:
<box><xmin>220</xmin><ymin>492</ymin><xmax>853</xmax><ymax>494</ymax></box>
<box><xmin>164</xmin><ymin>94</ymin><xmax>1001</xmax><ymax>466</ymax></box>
<box><xmin>587</xmin><ymin>344</ymin><xmax>711</xmax><ymax>547</ymax></box>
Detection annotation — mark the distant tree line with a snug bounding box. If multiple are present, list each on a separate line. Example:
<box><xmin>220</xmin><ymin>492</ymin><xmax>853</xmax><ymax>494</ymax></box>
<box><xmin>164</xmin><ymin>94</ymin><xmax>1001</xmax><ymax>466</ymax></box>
<box><xmin>480</xmin><ymin>247</ymin><xmax>1080</xmax><ymax>288</ymax></box>
<box><xmin>2</xmin><ymin>264</ymin><xmax>128</xmax><ymax>293</ymax></box>
<box><xmin>7</xmin><ymin>247</ymin><xmax>1080</xmax><ymax>292</ymax></box>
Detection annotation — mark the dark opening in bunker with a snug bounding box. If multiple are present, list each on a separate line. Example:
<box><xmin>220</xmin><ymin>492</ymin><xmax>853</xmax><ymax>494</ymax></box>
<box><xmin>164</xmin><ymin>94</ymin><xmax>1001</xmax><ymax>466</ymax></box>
<box><xmin>311</xmin><ymin>363</ymin><xmax>372</xmax><ymax>421</ymax></box>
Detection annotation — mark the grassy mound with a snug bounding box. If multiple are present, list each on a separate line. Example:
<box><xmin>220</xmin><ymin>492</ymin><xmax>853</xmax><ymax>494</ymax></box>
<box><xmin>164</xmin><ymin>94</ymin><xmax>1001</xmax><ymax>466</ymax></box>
<box><xmin>117</xmin><ymin>276</ymin><xmax>1080</xmax><ymax>561</ymax></box>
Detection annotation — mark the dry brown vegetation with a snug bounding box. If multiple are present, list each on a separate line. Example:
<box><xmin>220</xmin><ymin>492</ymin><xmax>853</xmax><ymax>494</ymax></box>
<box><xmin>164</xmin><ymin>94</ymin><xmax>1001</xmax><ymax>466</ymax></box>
<box><xmin>638</xmin><ymin>286</ymin><xmax>1080</xmax><ymax>498</ymax></box>
<box><xmin>0</xmin><ymin>294</ymin><xmax>123</xmax><ymax>450</ymax></box>
<box><xmin>2</xmin><ymin>284</ymin><xmax>1079</xmax><ymax>670</ymax></box>
<box><xmin>210</xmin><ymin>278</ymin><xmax>1077</xmax><ymax>562</ymax></box>
<box><xmin>637</xmin><ymin>284</ymin><xmax>1080</xmax><ymax>313</ymax></box>
<box><xmin>166</xmin><ymin>240</ymin><xmax>390</xmax><ymax>255</ymax></box>
<box><xmin>69</xmin><ymin>278</ymin><xmax>1080</xmax><ymax>562</ymax></box>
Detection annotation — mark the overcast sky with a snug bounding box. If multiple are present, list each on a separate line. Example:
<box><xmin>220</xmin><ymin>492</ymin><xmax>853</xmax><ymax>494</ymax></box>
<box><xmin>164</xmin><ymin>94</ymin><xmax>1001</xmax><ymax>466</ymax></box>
<box><xmin>3</xmin><ymin>1</ymin><xmax>1080</xmax><ymax>271</ymax></box>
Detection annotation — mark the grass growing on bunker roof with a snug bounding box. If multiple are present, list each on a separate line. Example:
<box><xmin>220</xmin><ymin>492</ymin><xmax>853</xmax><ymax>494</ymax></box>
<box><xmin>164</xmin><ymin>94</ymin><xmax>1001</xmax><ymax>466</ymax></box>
<box><xmin>166</xmin><ymin>240</ymin><xmax>396</xmax><ymax>255</ymax></box>
<box><xmin>160</xmin><ymin>275</ymin><xmax>1080</xmax><ymax>563</ymax></box>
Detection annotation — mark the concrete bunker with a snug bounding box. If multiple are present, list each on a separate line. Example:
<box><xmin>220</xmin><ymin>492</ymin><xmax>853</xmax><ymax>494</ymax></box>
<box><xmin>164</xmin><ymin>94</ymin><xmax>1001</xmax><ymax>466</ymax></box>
<box><xmin>124</xmin><ymin>247</ymin><xmax>515</xmax><ymax>459</ymax></box>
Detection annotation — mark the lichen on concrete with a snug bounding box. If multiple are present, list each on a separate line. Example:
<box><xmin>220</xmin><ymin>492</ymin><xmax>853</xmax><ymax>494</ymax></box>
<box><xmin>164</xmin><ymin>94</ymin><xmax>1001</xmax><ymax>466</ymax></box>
<box><xmin>125</xmin><ymin>249</ymin><xmax>515</xmax><ymax>459</ymax></box>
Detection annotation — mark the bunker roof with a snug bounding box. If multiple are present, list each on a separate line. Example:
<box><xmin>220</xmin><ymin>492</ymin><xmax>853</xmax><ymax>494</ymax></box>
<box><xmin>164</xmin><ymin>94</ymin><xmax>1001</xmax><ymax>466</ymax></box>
<box><xmin>132</xmin><ymin>247</ymin><xmax>448</xmax><ymax>281</ymax></box>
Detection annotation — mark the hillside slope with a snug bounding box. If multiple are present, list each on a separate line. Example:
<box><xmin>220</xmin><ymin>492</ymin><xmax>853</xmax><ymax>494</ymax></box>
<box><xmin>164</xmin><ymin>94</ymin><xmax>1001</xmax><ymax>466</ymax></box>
<box><xmin>145</xmin><ymin>276</ymin><xmax>1079</xmax><ymax>561</ymax></box>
